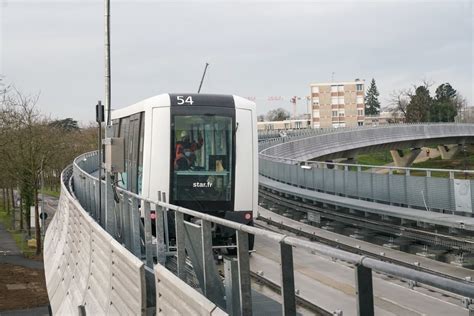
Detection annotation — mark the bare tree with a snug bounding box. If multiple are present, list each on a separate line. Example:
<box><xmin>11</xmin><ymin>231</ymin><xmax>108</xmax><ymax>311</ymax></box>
<box><xmin>388</xmin><ymin>88</ymin><xmax>411</xmax><ymax>122</ymax></box>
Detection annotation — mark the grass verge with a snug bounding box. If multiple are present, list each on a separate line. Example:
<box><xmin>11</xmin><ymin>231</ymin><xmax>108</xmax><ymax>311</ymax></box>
<box><xmin>0</xmin><ymin>206</ymin><xmax>37</xmax><ymax>257</ymax></box>
<box><xmin>39</xmin><ymin>188</ymin><xmax>60</xmax><ymax>198</ymax></box>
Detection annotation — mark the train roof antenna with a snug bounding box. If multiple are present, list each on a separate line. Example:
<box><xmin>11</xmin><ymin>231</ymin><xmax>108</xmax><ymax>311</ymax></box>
<box><xmin>197</xmin><ymin>62</ymin><xmax>209</xmax><ymax>94</ymax></box>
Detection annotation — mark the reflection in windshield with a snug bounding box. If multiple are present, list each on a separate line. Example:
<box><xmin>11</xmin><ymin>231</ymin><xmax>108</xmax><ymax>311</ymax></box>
<box><xmin>172</xmin><ymin>115</ymin><xmax>233</xmax><ymax>204</ymax></box>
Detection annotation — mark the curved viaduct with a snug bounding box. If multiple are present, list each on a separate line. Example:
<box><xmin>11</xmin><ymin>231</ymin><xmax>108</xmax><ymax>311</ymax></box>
<box><xmin>258</xmin><ymin>123</ymin><xmax>474</xmax><ymax>227</ymax></box>
<box><xmin>260</xmin><ymin>123</ymin><xmax>474</xmax><ymax>162</ymax></box>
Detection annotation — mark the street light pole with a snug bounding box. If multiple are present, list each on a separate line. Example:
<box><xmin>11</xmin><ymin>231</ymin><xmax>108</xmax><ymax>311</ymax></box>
<box><xmin>103</xmin><ymin>0</ymin><xmax>114</xmax><ymax>233</ymax></box>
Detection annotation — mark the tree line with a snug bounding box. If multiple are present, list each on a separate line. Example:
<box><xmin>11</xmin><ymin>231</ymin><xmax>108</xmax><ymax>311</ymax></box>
<box><xmin>0</xmin><ymin>79</ymin><xmax>97</xmax><ymax>254</ymax></box>
<box><xmin>389</xmin><ymin>81</ymin><xmax>466</xmax><ymax>123</ymax></box>
<box><xmin>256</xmin><ymin>79</ymin><xmax>466</xmax><ymax>124</ymax></box>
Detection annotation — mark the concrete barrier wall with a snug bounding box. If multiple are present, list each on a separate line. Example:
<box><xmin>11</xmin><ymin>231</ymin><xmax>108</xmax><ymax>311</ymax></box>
<box><xmin>44</xmin><ymin>168</ymin><xmax>146</xmax><ymax>315</ymax></box>
<box><xmin>155</xmin><ymin>264</ymin><xmax>227</xmax><ymax>316</ymax></box>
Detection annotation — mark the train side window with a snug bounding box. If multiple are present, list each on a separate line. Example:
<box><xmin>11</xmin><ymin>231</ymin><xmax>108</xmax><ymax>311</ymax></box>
<box><xmin>129</xmin><ymin>114</ymin><xmax>140</xmax><ymax>193</ymax></box>
<box><xmin>112</xmin><ymin>119</ymin><xmax>119</xmax><ymax>137</ymax></box>
<box><xmin>118</xmin><ymin>116</ymin><xmax>130</xmax><ymax>189</ymax></box>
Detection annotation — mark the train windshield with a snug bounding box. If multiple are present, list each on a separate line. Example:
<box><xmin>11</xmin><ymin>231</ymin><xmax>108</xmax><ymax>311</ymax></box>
<box><xmin>171</xmin><ymin>112</ymin><xmax>234</xmax><ymax>210</ymax></box>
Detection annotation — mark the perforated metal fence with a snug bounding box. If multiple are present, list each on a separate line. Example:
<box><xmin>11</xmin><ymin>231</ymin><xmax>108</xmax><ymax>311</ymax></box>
<box><xmin>258</xmin><ymin>123</ymin><xmax>474</xmax><ymax>214</ymax></box>
<box><xmin>38</xmin><ymin>144</ymin><xmax>474</xmax><ymax>316</ymax></box>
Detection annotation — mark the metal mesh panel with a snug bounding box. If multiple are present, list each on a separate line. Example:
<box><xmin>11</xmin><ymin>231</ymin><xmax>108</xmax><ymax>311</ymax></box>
<box><xmin>357</xmin><ymin>173</ymin><xmax>372</xmax><ymax>199</ymax></box>
<box><xmin>471</xmin><ymin>179</ymin><xmax>474</xmax><ymax>211</ymax></box>
<box><xmin>323</xmin><ymin>169</ymin><xmax>335</xmax><ymax>192</ymax></box>
<box><xmin>334</xmin><ymin>169</ymin><xmax>345</xmax><ymax>195</ymax></box>
<box><xmin>303</xmin><ymin>169</ymin><xmax>314</xmax><ymax>188</ymax></box>
<box><xmin>372</xmin><ymin>173</ymin><xmax>389</xmax><ymax>202</ymax></box>
<box><xmin>388</xmin><ymin>175</ymin><xmax>407</xmax><ymax>204</ymax></box>
<box><xmin>345</xmin><ymin>171</ymin><xmax>358</xmax><ymax>197</ymax></box>
<box><xmin>289</xmin><ymin>165</ymin><xmax>299</xmax><ymax>185</ymax></box>
<box><xmin>406</xmin><ymin>176</ymin><xmax>426</xmax><ymax>207</ymax></box>
<box><xmin>313</xmin><ymin>168</ymin><xmax>324</xmax><ymax>191</ymax></box>
<box><xmin>426</xmin><ymin>177</ymin><xmax>452</xmax><ymax>210</ymax></box>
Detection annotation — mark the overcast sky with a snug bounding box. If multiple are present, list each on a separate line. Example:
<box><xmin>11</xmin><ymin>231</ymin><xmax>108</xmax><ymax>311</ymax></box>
<box><xmin>1</xmin><ymin>0</ymin><xmax>472</xmax><ymax>123</ymax></box>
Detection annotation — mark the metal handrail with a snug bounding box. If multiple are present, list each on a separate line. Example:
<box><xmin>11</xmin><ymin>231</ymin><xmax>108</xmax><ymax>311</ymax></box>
<box><xmin>258</xmin><ymin>123</ymin><xmax>474</xmax><ymax>175</ymax></box>
<box><xmin>71</xmin><ymin>151</ymin><xmax>474</xmax><ymax>300</ymax></box>
<box><xmin>259</xmin><ymin>153</ymin><xmax>474</xmax><ymax>175</ymax></box>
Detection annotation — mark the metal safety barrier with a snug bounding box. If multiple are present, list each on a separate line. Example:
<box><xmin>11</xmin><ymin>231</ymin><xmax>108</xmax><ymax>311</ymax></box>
<box><xmin>258</xmin><ymin>123</ymin><xmax>474</xmax><ymax>214</ymax></box>
<box><xmin>155</xmin><ymin>264</ymin><xmax>227</xmax><ymax>315</ymax></box>
<box><xmin>44</xmin><ymin>167</ymin><xmax>146</xmax><ymax>315</ymax></box>
<box><xmin>66</xmin><ymin>150</ymin><xmax>474</xmax><ymax>316</ymax></box>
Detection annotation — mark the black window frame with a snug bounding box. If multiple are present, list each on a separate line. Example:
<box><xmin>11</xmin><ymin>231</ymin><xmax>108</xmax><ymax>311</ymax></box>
<box><xmin>169</xmin><ymin>105</ymin><xmax>236</xmax><ymax>213</ymax></box>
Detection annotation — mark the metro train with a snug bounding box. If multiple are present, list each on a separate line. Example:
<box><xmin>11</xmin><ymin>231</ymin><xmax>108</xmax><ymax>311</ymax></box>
<box><xmin>111</xmin><ymin>93</ymin><xmax>258</xmax><ymax>251</ymax></box>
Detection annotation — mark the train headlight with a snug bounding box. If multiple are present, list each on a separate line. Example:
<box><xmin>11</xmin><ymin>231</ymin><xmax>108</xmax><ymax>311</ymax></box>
<box><xmin>244</xmin><ymin>212</ymin><xmax>252</xmax><ymax>220</ymax></box>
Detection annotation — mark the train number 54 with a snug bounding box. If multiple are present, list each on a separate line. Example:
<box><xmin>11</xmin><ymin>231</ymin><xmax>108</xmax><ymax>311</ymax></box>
<box><xmin>177</xmin><ymin>96</ymin><xmax>194</xmax><ymax>105</ymax></box>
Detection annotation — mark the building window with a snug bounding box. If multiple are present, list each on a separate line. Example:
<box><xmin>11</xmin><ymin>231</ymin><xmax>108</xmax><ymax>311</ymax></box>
<box><xmin>356</xmin><ymin>84</ymin><xmax>363</xmax><ymax>91</ymax></box>
<box><xmin>356</xmin><ymin>96</ymin><xmax>364</xmax><ymax>104</ymax></box>
<box><xmin>331</xmin><ymin>96</ymin><xmax>338</xmax><ymax>105</ymax></box>
<box><xmin>295</xmin><ymin>121</ymin><xmax>302</xmax><ymax>128</ymax></box>
<box><xmin>358</xmin><ymin>122</ymin><xmax>364</xmax><ymax>126</ymax></box>
<box><xmin>337</xmin><ymin>85</ymin><xmax>344</xmax><ymax>92</ymax></box>
<box><xmin>313</xmin><ymin>110</ymin><xmax>320</xmax><ymax>117</ymax></box>
<box><xmin>312</xmin><ymin>97</ymin><xmax>319</xmax><ymax>105</ymax></box>
<box><xmin>331</xmin><ymin>85</ymin><xmax>338</xmax><ymax>93</ymax></box>
<box><xmin>338</xmin><ymin>97</ymin><xmax>345</xmax><ymax>105</ymax></box>
<box><xmin>339</xmin><ymin>112</ymin><xmax>345</xmax><ymax>117</ymax></box>
<box><xmin>358</xmin><ymin>109</ymin><xmax>364</xmax><ymax>116</ymax></box>
<box><xmin>311</xmin><ymin>86</ymin><xmax>319</xmax><ymax>93</ymax></box>
<box><xmin>332</xmin><ymin>110</ymin><xmax>338</xmax><ymax>117</ymax></box>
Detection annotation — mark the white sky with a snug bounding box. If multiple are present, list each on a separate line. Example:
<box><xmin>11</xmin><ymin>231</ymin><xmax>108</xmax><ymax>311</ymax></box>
<box><xmin>1</xmin><ymin>0</ymin><xmax>473</xmax><ymax>122</ymax></box>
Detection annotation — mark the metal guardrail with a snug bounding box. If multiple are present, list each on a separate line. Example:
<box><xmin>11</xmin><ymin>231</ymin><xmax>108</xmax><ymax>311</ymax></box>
<box><xmin>69</xmin><ymin>150</ymin><xmax>474</xmax><ymax>315</ymax></box>
<box><xmin>259</xmin><ymin>123</ymin><xmax>474</xmax><ymax>160</ymax></box>
<box><xmin>257</xmin><ymin>122</ymin><xmax>474</xmax><ymax>142</ymax></box>
<box><xmin>44</xmin><ymin>166</ymin><xmax>146</xmax><ymax>315</ymax></box>
<box><xmin>258</xmin><ymin>124</ymin><xmax>474</xmax><ymax>214</ymax></box>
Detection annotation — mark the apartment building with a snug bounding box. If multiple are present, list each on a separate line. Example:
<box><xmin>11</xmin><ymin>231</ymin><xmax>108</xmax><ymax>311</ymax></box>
<box><xmin>310</xmin><ymin>80</ymin><xmax>365</xmax><ymax>128</ymax></box>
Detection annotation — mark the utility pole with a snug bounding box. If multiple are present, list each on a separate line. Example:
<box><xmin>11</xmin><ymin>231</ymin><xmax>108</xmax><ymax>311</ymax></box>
<box><xmin>197</xmin><ymin>62</ymin><xmax>209</xmax><ymax>93</ymax></box>
<box><xmin>103</xmin><ymin>0</ymin><xmax>114</xmax><ymax>233</ymax></box>
<box><xmin>105</xmin><ymin>0</ymin><xmax>111</xmax><ymax>125</ymax></box>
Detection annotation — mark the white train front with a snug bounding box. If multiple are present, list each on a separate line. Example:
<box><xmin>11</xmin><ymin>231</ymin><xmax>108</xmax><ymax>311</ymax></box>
<box><xmin>111</xmin><ymin>93</ymin><xmax>258</xmax><ymax>248</ymax></box>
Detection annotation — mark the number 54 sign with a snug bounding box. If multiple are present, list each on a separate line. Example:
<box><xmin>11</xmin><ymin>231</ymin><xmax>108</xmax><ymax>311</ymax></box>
<box><xmin>176</xmin><ymin>96</ymin><xmax>194</xmax><ymax>105</ymax></box>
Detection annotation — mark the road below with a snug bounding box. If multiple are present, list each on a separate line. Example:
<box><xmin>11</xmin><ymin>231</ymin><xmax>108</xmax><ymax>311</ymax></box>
<box><xmin>250</xmin><ymin>221</ymin><xmax>467</xmax><ymax>316</ymax></box>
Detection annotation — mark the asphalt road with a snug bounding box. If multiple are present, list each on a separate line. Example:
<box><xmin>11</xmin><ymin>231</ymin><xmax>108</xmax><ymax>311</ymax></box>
<box><xmin>250</xmin><ymin>230</ymin><xmax>467</xmax><ymax>316</ymax></box>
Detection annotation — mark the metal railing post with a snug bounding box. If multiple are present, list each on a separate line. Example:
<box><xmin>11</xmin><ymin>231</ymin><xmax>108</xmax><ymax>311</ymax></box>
<box><xmin>355</xmin><ymin>265</ymin><xmax>374</xmax><ymax>316</ymax></box>
<box><xmin>143</xmin><ymin>201</ymin><xmax>153</xmax><ymax>267</ymax></box>
<box><xmin>236</xmin><ymin>230</ymin><xmax>252</xmax><ymax>315</ymax></box>
<box><xmin>161</xmin><ymin>192</ymin><xmax>170</xmax><ymax>252</ymax></box>
<box><xmin>175</xmin><ymin>211</ymin><xmax>186</xmax><ymax>280</ymax></box>
<box><xmin>201</xmin><ymin>220</ymin><xmax>213</xmax><ymax>297</ymax></box>
<box><xmin>280</xmin><ymin>242</ymin><xmax>296</xmax><ymax>316</ymax></box>
<box><xmin>155</xmin><ymin>191</ymin><xmax>166</xmax><ymax>265</ymax></box>
<box><xmin>129</xmin><ymin>196</ymin><xmax>141</xmax><ymax>257</ymax></box>
<box><xmin>224</xmin><ymin>257</ymin><xmax>241</xmax><ymax>316</ymax></box>
<box><xmin>121</xmin><ymin>195</ymin><xmax>130</xmax><ymax>246</ymax></box>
